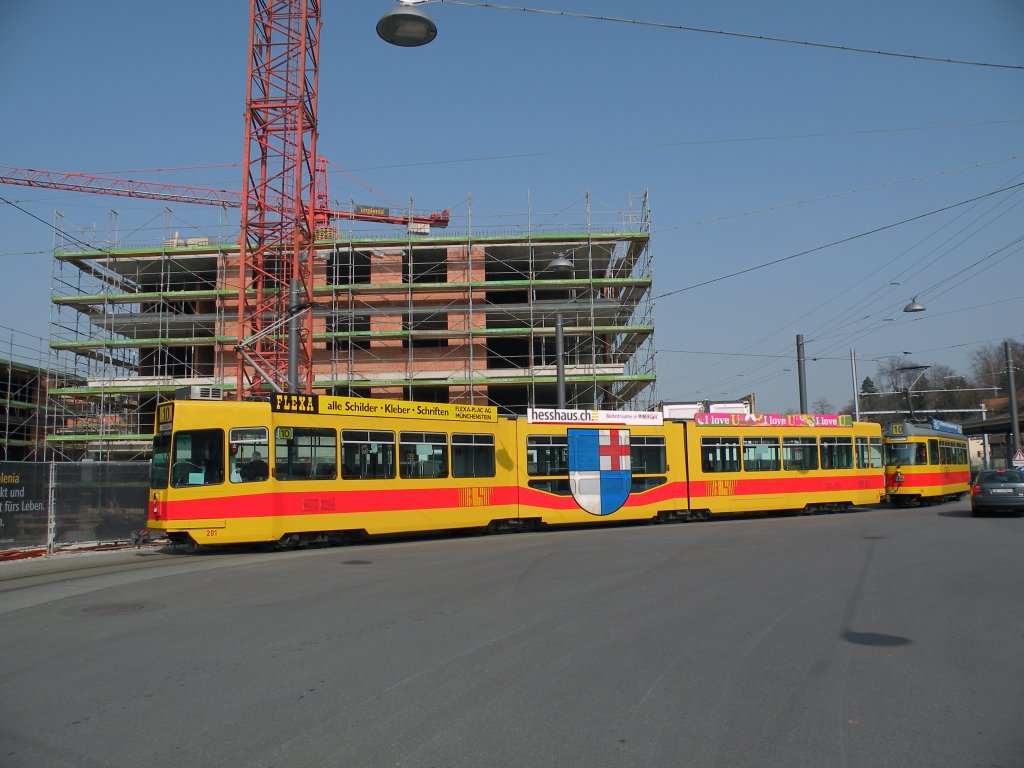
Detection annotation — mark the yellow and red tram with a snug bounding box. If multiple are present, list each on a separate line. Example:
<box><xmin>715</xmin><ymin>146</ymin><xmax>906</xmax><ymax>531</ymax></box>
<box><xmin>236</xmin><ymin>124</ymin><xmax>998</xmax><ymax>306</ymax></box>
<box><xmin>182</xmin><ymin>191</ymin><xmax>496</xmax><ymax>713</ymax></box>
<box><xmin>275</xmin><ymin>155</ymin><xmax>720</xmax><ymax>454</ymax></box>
<box><xmin>882</xmin><ymin>420</ymin><xmax>970</xmax><ymax>506</ymax></box>
<box><xmin>147</xmin><ymin>391</ymin><xmax>888</xmax><ymax>549</ymax></box>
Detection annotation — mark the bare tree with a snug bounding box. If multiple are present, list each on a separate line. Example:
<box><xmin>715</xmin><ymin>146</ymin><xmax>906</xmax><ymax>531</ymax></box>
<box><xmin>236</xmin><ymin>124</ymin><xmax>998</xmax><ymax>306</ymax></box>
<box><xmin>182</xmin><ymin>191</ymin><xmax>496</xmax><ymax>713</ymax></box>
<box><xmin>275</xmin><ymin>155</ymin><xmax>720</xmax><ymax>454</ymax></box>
<box><xmin>970</xmin><ymin>339</ymin><xmax>1024</xmax><ymax>392</ymax></box>
<box><xmin>811</xmin><ymin>397</ymin><xmax>834</xmax><ymax>414</ymax></box>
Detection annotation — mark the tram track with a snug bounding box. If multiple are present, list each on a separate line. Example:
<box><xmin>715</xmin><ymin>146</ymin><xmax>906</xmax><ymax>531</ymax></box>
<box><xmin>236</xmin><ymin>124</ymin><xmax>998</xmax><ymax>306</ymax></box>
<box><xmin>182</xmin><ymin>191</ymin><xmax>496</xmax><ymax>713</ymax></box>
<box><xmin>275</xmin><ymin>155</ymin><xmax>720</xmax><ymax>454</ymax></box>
<box><xmin>0</xmin><ymin>547</ymin><xmax>186</xmax><ymax>595</ymax></box>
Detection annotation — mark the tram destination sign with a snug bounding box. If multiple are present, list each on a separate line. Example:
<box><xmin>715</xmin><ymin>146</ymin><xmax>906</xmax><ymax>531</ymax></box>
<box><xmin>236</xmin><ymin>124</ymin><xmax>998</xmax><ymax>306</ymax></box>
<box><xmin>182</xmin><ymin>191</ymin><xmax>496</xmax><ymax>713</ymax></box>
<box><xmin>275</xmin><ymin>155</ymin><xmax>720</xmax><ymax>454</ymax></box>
<box><xmin>271</xmin><ymin>394</ymin><xmax>497</xmax><ymax>423</ymax></box>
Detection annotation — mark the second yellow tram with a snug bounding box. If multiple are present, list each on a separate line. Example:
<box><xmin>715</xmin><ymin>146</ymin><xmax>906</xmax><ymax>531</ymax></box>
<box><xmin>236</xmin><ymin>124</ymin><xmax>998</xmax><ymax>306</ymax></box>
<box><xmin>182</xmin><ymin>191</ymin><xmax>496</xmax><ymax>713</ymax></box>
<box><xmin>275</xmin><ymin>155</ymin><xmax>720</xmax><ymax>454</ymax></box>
<box><xmin>882</xmin><ymin>420</ymin><xmax>970</xmax><ymax>506</ymax></box>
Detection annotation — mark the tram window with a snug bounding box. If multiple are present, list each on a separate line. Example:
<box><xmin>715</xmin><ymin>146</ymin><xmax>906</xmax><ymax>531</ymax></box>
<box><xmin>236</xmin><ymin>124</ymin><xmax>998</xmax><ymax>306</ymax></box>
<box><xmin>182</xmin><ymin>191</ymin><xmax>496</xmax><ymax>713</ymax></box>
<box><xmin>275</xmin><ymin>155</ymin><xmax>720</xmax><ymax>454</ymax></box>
<box><xmin>452</xmin><ymin>433</ymin><xmax>496</xmax><ymax>478</ymax></box>
<box><xmin>870</xmin><ymin>438</ymin><xmax>883</xmax><ymax>468</ymax></box>
<box><xmin>341</xmin><ymin>430</ymin><xmax>395</xmax><ymax>480</ymax></box>
<box><xmin>631</xmin><ymin>476</ymin><xmax>667</xmax><ymax>492</ymax></box>
<box><xmin>928</xmin><ymin>439</ymin><xmax>940</xmax><ymax>465</ymax></box>
<box><xmin>527</xmin><ymin>435</ymin><xmax>568</xmax><ymax>476</ymax></box>
<box><xmin>631</xmin><ymin>435</ymin><xmax>666</xmax><ymax>474</ymax></box>
<box><xmin>742</xmin><ymin>437</ymin><xmax>780</xmax><ymax>472</ymax></box>
<box><xmin>820</xmin><ymin>436</ymin><xmax>853</xmax><ymax>470</ymax></box>
<box><xmin>885</xmin><ymin>442</ymin><xmax>915</xmax><ymax>466</ymax></box>
<box><xmin>939</xmin><ymin>439</ymin><xmax>966</xmax><ymax>465</ymax></box>
<box><xmin>229</xmin><ymin>427</ymin><xmax>270</xmax><ymax>483</ymax></box>
<box><xmin>783</xmin><ymin>437</ymin><xmax>818</xmax><ymax>471</ymax></box>
<box><xmin>171</xmin><ymin>429</ymin><xmax>225</xmax><ymax>487</ymax></box>
<box><xmin>151</xmin><ymin>434</ymin><xmax>171</xmax><ymax>489</ymax></box>
<box><xmin>915</xmin><ymin>443</ymin><xmax>928</xmax><ymax>464</ymax></box>
<box><xmin>527</xmin><ymin>478</ymin><xmax>572</xmax><ymax>496</ymax></box>
<box><xmin>400</xmin><ymin>432</ymin><xmax>448</xmax><ymax>479</ymax></box>
<box><xmin>276</xmin><ymin>427</ymin><xmax>336</xmax><ymax>481</ymax></box>
<box><xmin>856</xmin><ymin>437</ymin><xmax>884</xmax><ymax>468</ymax></box>
<box><xmin>701</xmin><ymin>437</ymin><xmax>740</xmax><ymax>473</ymax></box>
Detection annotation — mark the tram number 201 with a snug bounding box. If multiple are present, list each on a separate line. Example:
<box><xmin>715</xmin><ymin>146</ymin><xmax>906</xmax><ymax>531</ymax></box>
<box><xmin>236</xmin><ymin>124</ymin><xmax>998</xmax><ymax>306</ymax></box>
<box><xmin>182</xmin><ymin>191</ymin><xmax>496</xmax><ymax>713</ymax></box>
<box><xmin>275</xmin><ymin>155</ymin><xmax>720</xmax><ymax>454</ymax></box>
<box><xmin>205</xmin><ymin>529</ymin><xmax>219</xmax><ymax>537</ymax></box>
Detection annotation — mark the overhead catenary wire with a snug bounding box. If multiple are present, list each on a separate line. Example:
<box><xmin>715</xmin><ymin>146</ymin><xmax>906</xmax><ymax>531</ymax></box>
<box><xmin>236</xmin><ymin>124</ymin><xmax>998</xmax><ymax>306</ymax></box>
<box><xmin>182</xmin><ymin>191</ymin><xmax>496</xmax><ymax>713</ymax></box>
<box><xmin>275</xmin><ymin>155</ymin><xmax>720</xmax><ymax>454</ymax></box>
<box><xmin>795</xmin><ymin>177</ymin><xmax>1024</xmax><ymax>357</ymax></box>
<box><xmin>0</xmin><ymin>194</ymin><xmax>114</xmax><ymax>255</ymax></box>
<box><xmin>802</xmin><ymin>170</ymin><xmax>1024</xmax><ymax>361</ymax></box>
<box><xmin>653</xmin><ymin>154</ymin><xmax>1024</xmax><ymax>234</ymax></box>
<box><xmin>651</xmin><ymin>182</ymin><xmax>1024</xmax><ymax>301</ymax></box>
<box><xmin>433</xmin><ymin>1</ymin><xmax>1024</xmax><ymax>71</ymax></box>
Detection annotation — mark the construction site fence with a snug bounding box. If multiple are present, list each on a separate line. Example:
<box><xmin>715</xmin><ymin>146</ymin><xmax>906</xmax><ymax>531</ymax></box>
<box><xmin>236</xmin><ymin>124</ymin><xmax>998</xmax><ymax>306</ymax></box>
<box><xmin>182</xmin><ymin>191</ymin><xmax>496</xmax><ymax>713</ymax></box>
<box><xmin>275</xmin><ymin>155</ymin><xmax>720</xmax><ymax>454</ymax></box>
<box><xmin>0</xmin><ymin>461</ymin><xmax>149</xmax><ymax>554</ymax></box>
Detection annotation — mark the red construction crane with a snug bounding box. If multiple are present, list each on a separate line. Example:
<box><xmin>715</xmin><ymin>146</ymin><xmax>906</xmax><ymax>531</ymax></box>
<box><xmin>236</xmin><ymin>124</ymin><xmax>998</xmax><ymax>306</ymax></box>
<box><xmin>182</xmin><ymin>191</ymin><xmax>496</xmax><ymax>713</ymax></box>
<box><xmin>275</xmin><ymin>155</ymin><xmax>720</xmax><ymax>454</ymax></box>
<box><xmin>0</xmin><ymin>164</ymin><xmax>450</xmax><ymax>231</ymax></box>
<box><xmin>239</xmin><ymin>0</ymin><xmax>319</xmax><ymax>398</ymax></box>
<box><xmin>2</xmin><ymin>1</ymin><xmax>447</xmax><ymax>398</ymax></box>
<box><xmin>0</xmin><ymin>157</ymin><xmax>448</xmax><ymax>396</ymax></box>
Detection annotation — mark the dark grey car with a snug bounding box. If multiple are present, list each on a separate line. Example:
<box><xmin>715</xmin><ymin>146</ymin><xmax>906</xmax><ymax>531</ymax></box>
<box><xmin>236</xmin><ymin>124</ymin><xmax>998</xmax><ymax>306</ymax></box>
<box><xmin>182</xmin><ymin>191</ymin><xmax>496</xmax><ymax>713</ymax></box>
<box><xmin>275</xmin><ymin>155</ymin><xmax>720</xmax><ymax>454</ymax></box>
<box><xmin>970</xmin><ymin>469</ymin><xmax>1024</xmax><ymax>516</ymax></box>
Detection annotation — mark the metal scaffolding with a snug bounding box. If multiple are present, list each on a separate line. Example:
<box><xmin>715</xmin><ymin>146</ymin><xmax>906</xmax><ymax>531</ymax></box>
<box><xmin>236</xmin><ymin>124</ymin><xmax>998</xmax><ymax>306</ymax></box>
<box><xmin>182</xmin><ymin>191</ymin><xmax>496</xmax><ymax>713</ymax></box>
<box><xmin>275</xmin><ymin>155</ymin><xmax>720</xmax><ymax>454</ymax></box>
<box><xmin>44</xmin><ymin>192</ymin><xmax>656</xmax><ymax>459</ymax></box>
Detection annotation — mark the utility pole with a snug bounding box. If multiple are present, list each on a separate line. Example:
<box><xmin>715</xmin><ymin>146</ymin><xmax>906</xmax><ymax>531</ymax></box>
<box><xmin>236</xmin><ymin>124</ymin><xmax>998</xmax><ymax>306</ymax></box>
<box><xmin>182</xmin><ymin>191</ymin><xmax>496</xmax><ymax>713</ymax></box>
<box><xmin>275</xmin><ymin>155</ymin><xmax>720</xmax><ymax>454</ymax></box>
<box><xmin>796</xmin><ymin>334</ymin><xmax>807</xmax><ymax>413</ymax></box>
<box><xmin>850</xmin><ymin>349</ymin><xmax>860</xmax><ymax>421</ymax></box>
<box><xmin>1006</xmin><ymin>341</ymin><xmax>1020</xmax><ymax>457</ymax></box>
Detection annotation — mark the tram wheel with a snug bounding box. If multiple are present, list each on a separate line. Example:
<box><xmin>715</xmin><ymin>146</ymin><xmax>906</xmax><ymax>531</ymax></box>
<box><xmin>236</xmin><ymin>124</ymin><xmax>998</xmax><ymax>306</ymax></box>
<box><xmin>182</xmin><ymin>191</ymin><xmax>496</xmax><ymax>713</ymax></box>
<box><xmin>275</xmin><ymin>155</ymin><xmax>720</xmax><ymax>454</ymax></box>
<box><xmin>174</xmin><ymin>536</ymin><xmax>199</xmax><ymax>554</ymax></box>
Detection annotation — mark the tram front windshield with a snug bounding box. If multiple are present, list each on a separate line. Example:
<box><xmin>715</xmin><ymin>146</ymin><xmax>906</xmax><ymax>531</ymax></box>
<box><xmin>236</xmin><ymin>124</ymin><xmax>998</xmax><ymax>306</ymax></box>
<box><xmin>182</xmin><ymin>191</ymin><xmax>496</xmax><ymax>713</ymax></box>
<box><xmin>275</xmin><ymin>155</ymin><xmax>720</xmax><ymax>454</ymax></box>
<box><xmin>885</xmin><ymin>442</ymin><xmax>928</xmax><ymax>466</ymax></box>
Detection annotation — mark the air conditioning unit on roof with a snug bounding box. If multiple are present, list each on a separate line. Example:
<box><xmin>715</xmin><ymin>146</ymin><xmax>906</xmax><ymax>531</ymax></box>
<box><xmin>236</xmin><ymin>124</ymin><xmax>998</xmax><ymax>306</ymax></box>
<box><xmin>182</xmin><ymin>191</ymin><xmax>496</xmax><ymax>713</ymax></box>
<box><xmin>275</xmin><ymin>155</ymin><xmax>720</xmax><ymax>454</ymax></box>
<box><xmin>174</xmin><ymin>385</ymin><xmax>224</xmax><ymax>401</ymax></box>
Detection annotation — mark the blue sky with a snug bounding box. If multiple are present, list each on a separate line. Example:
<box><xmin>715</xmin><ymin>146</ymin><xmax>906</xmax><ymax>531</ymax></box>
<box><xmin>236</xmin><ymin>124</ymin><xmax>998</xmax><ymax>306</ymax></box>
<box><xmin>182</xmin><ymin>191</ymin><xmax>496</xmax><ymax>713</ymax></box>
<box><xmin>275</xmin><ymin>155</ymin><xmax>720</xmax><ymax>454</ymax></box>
<box><xmin>1</xmin><ymin>0</ymin><xmax>1021</xmax><ymax>413</ymax></box>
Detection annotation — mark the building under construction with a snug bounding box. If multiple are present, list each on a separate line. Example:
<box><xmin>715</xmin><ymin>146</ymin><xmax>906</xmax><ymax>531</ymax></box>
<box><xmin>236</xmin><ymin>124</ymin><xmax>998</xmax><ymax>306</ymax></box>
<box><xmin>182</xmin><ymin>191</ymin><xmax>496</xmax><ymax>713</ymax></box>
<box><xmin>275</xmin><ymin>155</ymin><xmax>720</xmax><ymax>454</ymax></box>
<box><xmin>1</xmin><ymin>328</ymin><xmax>57</xmax><ymax>461</ymax></box>
<box><xmin>43</xmin><ymin>195</ymin><xmax>656</xmax><ymax>460</ymax></box>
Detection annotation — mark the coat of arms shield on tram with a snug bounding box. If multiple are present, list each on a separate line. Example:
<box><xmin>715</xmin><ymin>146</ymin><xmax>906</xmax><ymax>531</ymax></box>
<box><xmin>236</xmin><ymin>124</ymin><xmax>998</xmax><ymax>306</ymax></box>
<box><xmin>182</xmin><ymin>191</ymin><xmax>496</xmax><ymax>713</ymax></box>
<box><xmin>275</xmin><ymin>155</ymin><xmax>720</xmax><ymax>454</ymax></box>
<box><xmin>567</xmin><ymin>428</ymin><xmax>632</xmax><ymax>516</ymax></box>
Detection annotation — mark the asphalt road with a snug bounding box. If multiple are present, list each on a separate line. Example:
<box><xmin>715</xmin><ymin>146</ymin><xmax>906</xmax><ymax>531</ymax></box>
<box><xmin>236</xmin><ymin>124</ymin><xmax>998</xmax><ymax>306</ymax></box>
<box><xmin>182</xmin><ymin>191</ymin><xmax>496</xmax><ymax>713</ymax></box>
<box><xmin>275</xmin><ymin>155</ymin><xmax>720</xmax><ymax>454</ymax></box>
<box><xmin>1</xmin><ymin>501</ymin><xmax>1022</xmax><ymax>768</ymax></box>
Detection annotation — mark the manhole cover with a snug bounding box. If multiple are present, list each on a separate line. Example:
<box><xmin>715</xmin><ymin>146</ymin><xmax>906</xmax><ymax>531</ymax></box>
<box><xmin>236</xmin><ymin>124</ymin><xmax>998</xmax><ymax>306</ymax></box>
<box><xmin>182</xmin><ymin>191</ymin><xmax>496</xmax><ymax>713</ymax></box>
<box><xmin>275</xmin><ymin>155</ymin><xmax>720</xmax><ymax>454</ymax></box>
<box><xmin>81</xmin><ymin>603</ymin><xmax>147</xmax><ymax>615</ymax></box>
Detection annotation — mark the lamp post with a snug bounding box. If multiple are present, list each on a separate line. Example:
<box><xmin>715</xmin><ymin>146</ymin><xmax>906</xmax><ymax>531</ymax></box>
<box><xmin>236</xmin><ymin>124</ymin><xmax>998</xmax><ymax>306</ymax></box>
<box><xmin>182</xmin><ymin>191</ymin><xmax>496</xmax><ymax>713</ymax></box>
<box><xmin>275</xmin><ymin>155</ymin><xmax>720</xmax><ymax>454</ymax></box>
<box><xmin>545</xmin><ymin>254</ymin><xmax>574</xmax><ymax>410</ymax></box>
<box><xmin>555</xmin><ymin>313</ymin><xmax>566</xmax><ymax>409</ymax></box>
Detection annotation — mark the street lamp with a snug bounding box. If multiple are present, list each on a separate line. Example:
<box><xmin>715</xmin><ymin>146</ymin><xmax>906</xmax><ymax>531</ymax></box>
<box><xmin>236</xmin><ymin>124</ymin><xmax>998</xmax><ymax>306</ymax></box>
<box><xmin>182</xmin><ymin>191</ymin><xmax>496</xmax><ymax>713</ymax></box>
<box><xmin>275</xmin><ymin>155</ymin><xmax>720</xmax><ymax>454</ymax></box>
<box><xmin>546</xmin><ymin>252</ymin><xmax>575</xmax><ymax>277</ymax></box>
<box><xmin>902</xmin><ymin>297</ymin><xmax>926</xmax><ymax>313</ymax></box>
<box><xmin>377</xmin><ymin>2</ymin><xmax>438</xmax><ymax>47</ymax></box>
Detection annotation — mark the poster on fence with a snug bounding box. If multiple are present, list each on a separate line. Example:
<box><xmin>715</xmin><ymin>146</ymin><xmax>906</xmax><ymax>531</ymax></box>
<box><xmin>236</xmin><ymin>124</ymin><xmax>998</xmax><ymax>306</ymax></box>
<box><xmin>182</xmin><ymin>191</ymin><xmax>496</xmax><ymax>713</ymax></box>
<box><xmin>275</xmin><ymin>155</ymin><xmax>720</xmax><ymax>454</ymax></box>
<box><xmin>0</xmin><ymin>462</ymin><xmax>151</xmax><ymax>550</ymax></box>
<box><xmin>52</xmin><ymin>462</ymin><xmax>150</xmax><ymax>544</ymax></box>
<box><xmin>0</xmin><ymin>463</ymin><xmax>49</xmax><ymax>550</ymax></box>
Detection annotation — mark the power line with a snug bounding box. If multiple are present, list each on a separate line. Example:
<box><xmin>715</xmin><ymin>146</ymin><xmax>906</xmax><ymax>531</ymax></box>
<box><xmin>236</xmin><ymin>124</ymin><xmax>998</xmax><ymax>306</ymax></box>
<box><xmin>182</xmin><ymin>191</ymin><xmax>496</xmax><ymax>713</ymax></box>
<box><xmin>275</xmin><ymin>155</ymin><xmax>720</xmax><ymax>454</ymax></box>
<box><xmin>651</xmin><ymin>182</ymin><xmax>1024</xmax><ymax>301</ymax></box>
<box><xmin>0</xmin><ymin>250</ymin><xmax>47</xmax><ymax>258</ymax></box>
<box><xmin>436</xmin><ymin>1</ymin><xmax>1024</xmax><ymax>71</ymax></box>
<box><xmin>656</xmin><ymin>348</ymin><xmax>799</xmax><ymax>360</ymax></box>
<box><xmin>652</xmin><ymin>154</ymin><xmax>1024</xmax><ymax>234</ymax></box>
<box><xmin>0</xmin><ymin>195</ymin><xmax>112</xmax><ymax>255</ymax></box>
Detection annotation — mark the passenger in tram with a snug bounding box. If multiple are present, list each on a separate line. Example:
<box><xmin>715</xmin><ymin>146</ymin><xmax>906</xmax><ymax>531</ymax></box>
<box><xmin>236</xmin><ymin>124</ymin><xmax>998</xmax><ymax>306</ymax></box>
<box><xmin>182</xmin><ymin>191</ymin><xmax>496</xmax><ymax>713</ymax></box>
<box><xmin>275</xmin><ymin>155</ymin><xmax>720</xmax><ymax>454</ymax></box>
<box><xmin>915</xmin><ymin>443</ymin><xmax>928</xmax><ymax>464</ymax></box>
<box><xmin>243</xmin><ymin>451</ymin><xmax>269</xmax><ymax>481</ymax></box>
